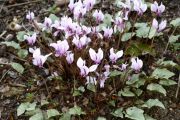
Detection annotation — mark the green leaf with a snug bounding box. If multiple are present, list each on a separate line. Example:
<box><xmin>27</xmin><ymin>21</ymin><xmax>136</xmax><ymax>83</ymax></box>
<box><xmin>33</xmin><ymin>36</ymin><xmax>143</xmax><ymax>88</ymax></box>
<box><xmin>26</xmin><ymin>102</ymin><xmax>37</xmax><ymax>111</ymax></box>
<box><xmin>134</xmin><ymin>88</ymin><xmax>143</xmax><ymax>96</ymax></box>
<box><xmin>126</xmin><ymin>74</ymin><xmax>145</xmax><ymax>88</ymax></box>
<box><xmin>1</xmin><ymin>41</ymin><xmax>20</xmax><ymax>49</ymax></box>
<box><xmin>103</xmin><ymin>14</ymin><xmax>112</xmax><ymax>27</ymax></box>
<box><xmin>17</xmin><ymin>31</ymin><xmax>26</xmax><ymax>42</ymax></box>
<box><xmin>17</xmin><ymin>102</ymin><xmax>30</xmax><ymax>116</ymax></box>
<box><xmin>169</xmin><ymin>35</ymin><xmax>180</xmax><ymax>43</ymax></box>
<box><xmin>109</xmin><ymin>100</ymin><xmax>116</xmax><ymax>107</ymax></box>
<box><xmin>119</xmin><ymin>87</ymin><xmax>135</xmax><ymax>97</ymax></box>
<box><xmin>87</xmin><ymin>83</ymin><xmax>96</xmax><ymax>92</ymax></box>
<box><xmin>121</xmin><ymin>32</ymin><xmax>135</xmax><ymax>41</ymax></box>
<box><xmin>10</xmin><ymin>62</ymin><xmax>24</xmax><ymax>74</ymax></box>
<box><xmin>151</xmin><ymin>68</ymin><xmax>175</xmax><ymax>79</ymax></box>
<box><xmin>159</xmin><ymin>79</ymin><xmax>177</xmax><ymax>86</ymax></box>
<box><xmin>17</xmin><ymin>49</ymin><xmax>28</xmax><ymax>58</ymax></box>
<box><xmin>73</xmin><ymin>89</ymin><xmax>81</xmax><ymax>96</ymax></box>
<box><xmin>147</xmin><ymin>83</ymin><xmax>166</xmax><ymax>96</ymax></box>
<box><xmin>40</xmin><ymin>100</ymin><xmax>49</xmax><ymax>106</ymax></box>
<box><xmin>125</xmin><ymin>107</ymin><xmax>145</xmax><ymax>120</ymax></box>
<box><xmin>97</xmin><ymin>117</ymin><xmax>106</xmax><ymax>120</ymax></box>
<box><xmin>110</xmin><ymin>70</ymin><xmax>122</xmax><ymax>77</ymax></box>
<box><xmin>69</xmin><ymin>105</ymin><xmax>86</xmax><ymax>116</ymax></box>
<box><xmin>136</xmin><ymin>26</ymin><xmax>150</xmax><ymax>38</ymax></box>
<box><xmin>170</xmin><ymin>18</ymin><xmax>180</xmax><ymax>27</ymax></box>
<box><xmin>47</xmin><ymin>109</ymin><xmax>60</xmax><ymax>118</ymax></box>
<box><xmin>157</xmin><ymin>59</ymin><xmax>178</xmax><ymax>67</ymax></box>
<box><xmin>148</xmin><ymin>27</ymin><xmax>156</xmax><ymax>39</ymax></box>
<box><xmin>142</xmin><ymin>99</ymin><xmax>165</xmax><ymax>109</ymax></box>
<box><xmin>111</xmin><ymin>108</ymin><xmax>124</xmax><ymax>118</ymax></box>
<box><xmin>29</xmin><ymin>112</ymin><xmax>44</xmax><ymax>120</ymax></box>
<box><xmin>135</xmin><ymin>22</ymin><xmax>148</xmax><ymax>28</ymax></box>
<box><xmin>60</xmin><ymin>112</ymin><xmax>71</xmax><ymax>120</ymax></box>
<box><xmin>78</xmin><ymin>86</ymin><xmax>85</xmax><ymax>92</ymax></box>
<box><xmin>49</xmin><ymin>14</ymin><xmax>59</xmax><ymax>23</ymax></box>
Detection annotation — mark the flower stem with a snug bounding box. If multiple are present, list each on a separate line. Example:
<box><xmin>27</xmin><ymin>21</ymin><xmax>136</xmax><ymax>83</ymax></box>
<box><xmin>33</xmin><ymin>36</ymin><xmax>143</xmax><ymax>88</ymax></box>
<box><xmin>164</xmin><ymin>27</ymin><xmax>177</xmax><ymax>55</ymax></box>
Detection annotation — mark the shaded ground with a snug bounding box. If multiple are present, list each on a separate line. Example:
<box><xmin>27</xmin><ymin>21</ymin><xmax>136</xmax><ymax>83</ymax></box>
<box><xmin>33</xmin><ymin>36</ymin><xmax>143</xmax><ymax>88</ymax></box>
<box><xmin>0</xmin><ymin>0</ymin><xmax>180</xmax><ymax>120</ymax></box>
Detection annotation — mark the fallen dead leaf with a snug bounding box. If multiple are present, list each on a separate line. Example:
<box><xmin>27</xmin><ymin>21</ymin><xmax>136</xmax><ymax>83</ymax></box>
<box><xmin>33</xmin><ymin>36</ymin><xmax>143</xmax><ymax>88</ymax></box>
<box><xmin>54</xmin><ymin>0</ymin><xmax>69</xmax><ymax>6</ymax></box>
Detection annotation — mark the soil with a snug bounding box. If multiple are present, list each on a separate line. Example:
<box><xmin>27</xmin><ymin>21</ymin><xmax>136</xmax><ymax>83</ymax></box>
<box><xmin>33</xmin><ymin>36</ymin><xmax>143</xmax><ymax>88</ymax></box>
<box><xmin>0</xmin><ymin>0</ymin><xmax>180</xmax><ymax>120</ymax></box>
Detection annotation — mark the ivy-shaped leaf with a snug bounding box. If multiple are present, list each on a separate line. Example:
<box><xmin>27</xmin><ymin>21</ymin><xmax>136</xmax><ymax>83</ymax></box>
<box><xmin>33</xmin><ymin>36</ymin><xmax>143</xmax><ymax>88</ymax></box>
<box><xmin>110</xmin><ymin>70</ymin><xmax>122</xmax><ymax>77</ymax></box>
<box><xmin>151</xmin><ymin>68</ymin><xmax>175</xmax><ymax>79</ymax></box>
<box><xmin>10</xmin><ymin>62</ymin><xmax>24</xmax><ymax>74</ymax></box>
<box><xmin>29</xmin><ymin>112</ymin><xmax>44</xmax><ymax>120</ymax></box>
<box><xmin>147</xmin><ymin>83</ymin><xmax>166</xmax><ymax>96</ymax></box>
<box><xmin>170</xmin><ymin>18</ymin><xmax>180</xmax><ymax>27</ymax></box>
<box><xmin>121</xmin><ymin>32</ymin><xmax>135</xmax><ymax>41</ymax></box>
<box><xmin>119</xmin><ymin>87</ymin><xmax>135</xmax><ymax>97</ymax></box>
<box><xmin>1</xmin><ymin>41</ymin><xmax>20</xmax><ymax>49</ymax></box>
<box><xmin>60</xmin><ymin>112</ymin><xmax>71</xmax><ymax>120</ymax></box>
<box><xmin>111</xmin><ymin>108</ymin><xmax>124</xmax><ymax>118</ymax></box>
<box><xmin>69</xmin><ymin>105</ymin><xmax>86</xmax><ymax>116</ymax></box>
<box><xmin>169</xmin><ymin>35</ymin><xmax>180</xmax><ymax>43</ymax></box>
<box><xmin>16</xmin><ymin>31</ymin><xmax>26</xmax><ymax>42</ymax></box>
<box><xmin>47</xmin><ymin>109</ymin><xmax>60</xmax><ymax>118</ymax></box>
<box><xmin>142</xmin><ymin>99</ymin><xmax>165</xmax><ymax>109</ymax></box>
<box><xmin>159</xmin><ymin>79</ymin><xmax>177</xmax><ymax>86</ymax></box>
<box><xmin>49</xmin><ymin>14</ymin><xmax>59</xmax><ymax>23</ymax></box>
<box><xmin>125</xmin><ymin>107</ymin><xmax>145</xmax><ymax>120</ymax></box>
<box><xmin>87</xmin><ymin>83</ymin><xmax>96</xmax><ymax>92</ymax></box>
<box><xmin>17</xmin><ymin>102</ymin><xmax>30</xmax><ymax>116</ymax></box>
<box><xmin>97</xmin><ymin>117</ymin><xmax>106</xmax><ymax>120</ymax></box>
<box><xmin>17</xmin><ymin>49</ymin><xmax>28</xmax><ymax>58</ymax></box>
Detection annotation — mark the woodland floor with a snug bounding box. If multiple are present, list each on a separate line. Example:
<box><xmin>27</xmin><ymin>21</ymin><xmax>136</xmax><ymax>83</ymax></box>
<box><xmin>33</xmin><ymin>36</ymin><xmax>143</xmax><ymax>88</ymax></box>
<box><xmin>0</xmin><ymin>0</ymin><xmax>180</xmax><ymax>120</ymax></box>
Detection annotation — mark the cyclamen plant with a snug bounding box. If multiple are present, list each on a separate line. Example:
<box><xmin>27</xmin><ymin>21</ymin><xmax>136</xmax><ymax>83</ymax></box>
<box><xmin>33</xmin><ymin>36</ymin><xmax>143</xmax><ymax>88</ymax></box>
<box><xmin>24</xmin><ymin>0</ymin><xmax>168</xmax><ymax>88</ymax></box>
<box><xmin>12</xmin><ymin>0</ymin><xmax>180</xmax><ymax>119</ymax></box>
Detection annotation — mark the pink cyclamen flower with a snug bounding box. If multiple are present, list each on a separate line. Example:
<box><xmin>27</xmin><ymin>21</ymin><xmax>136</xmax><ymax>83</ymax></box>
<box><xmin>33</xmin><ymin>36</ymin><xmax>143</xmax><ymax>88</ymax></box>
<box><xmin>24</xmin><ymin>33</ymin><xmax>37</xmax><ymax>45</ymax></box>
<box><xmin>93</xmin><ymin>10</ymin><xmax>104</xmax><ymax>24</ymax></box>
<box><xmin>29</xmin><ymin>48</ymin><xmax>51</xmax><ymax>68</ymax></box>
<box><xmin>133</xmin><ymin>0</ymin><xmax>147</xmax><ymax>15</ymax></box>
<box><xmin>83</xmin><ymin>0</ymin><xmax>96</xmax><ymax>11</ymax></box>
<box><xmin>151</xmin><ymin>1</ymin><xmax>165</xmax><ymax>16</ymax></box>
<box><xmin>86</xmin><ymin>76</ymin><xmax>97</xmax><ymax>85</ymax></box>
<box><xmin>120</xmin><ymin>63</ymin><xmax>128</xmax><ymax>71</ymax></box>
<box><xmin>72</xmin><ymin>35</ymin><xmax>91</xmax><ymax>49</ymax></box>
<box><xmin>73</xmin><ymin>0</ymin><xmax>87</xmax><ymax>20</ymax></box>
<box><xmin>152</xmin><ymin>18</ymin><xmax>167</xmax><ymax>32</ymax></box>
<box><xmin>103</xmin><ymin>27</ymin><xmax>113</xmax><ymax>38</ymax></box>
<box><xmin>77</xmin><ymin>57</ymin><xmax>98</xmax><ymax>77</ymax></box>
<box><xmin>97</xmin><ymin>65</ymin><xmax>110</xmax><ymax>88</ymax></box>
<box><xmin>42</xmin><ymin>17</ymin><xmax>52</xmax><ymax>31</ymax></box>
<box><xmin>131</xmin><ymin>57</ymin><xmax>143</xmax><ymax>72</ymax></box>
<box><xmin>82</xmin><ymin>25</ymin><xmax>91</xmax><ymax>35</ymax></box>
<box><xmin>50</xmin><ymin>40</ymin><xmax>69</xmax><ymax>57</ymax></box>
<box><xmin>68</xmin><ymin>0</ymin><xmax>76</xmax><ymax>12</ymax></box>
<box><xmin>51</xmin><ymin>20</ymin><xmax>63</xmax><ymax>36</ymax></box>
<box><xmin>99</xmin><ymin>71</ymin><xmax>109</xmax><ymax>88</ymax></box>
<box><xmin>114</xmin><ymin>17</ymin><xmax>125</xmax><ymax>32</ymax></box>
<box><xmin>89</xmin><ymin>48</ymin><xmax>103</xmax><ymax>64</ymax></box>
<box><xmin>66</xmin><ymin>51</ymin><xmax>74</xmax><ymax>64</ymax></box>
<box><xmin>26</xmin><ymin>11</ymin><xmax>35</xmax><ymax>21</ymax></box>
<box><xmin>109</xmin><ymin>48</ymin><xmax>123</xmax><ymax>63</ymax></box>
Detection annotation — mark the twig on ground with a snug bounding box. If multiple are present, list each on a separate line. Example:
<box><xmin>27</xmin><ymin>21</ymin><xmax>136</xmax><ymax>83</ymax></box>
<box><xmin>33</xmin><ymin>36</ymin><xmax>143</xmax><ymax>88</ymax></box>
<box><xmin>0</xmin><ymin>68</ymin><xmax>11</xmax><ymax>82</ymax></box>
<box><xmin>175</xmin><ymin>73</ymin><xmax>180</xmax><ymax>98</ymax></box>
<box><xmin>6</xmin><ymin>0</ymin><xmax>42</xmax><ymax>8</ymax></box>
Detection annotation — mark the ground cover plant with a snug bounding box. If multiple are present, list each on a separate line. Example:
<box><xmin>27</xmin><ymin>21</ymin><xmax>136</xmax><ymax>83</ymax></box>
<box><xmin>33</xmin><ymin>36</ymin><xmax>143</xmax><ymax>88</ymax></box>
<box><xmin>0</xmin><ymin>0</ymin><xmax>180</xmax><ymax>119</ymax></box>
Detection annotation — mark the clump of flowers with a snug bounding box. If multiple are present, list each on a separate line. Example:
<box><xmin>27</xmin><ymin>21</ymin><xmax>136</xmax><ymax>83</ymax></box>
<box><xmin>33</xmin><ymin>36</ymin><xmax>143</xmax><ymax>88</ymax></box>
<box><xmin>22</xmin><ymin>0</ymin><xmax>168</xmax><ymax>88</ymax></box>
<box><xmin>11</xmin><ymin>0</ymin><xmax>180</xmax><ymax>119</ymax></box>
